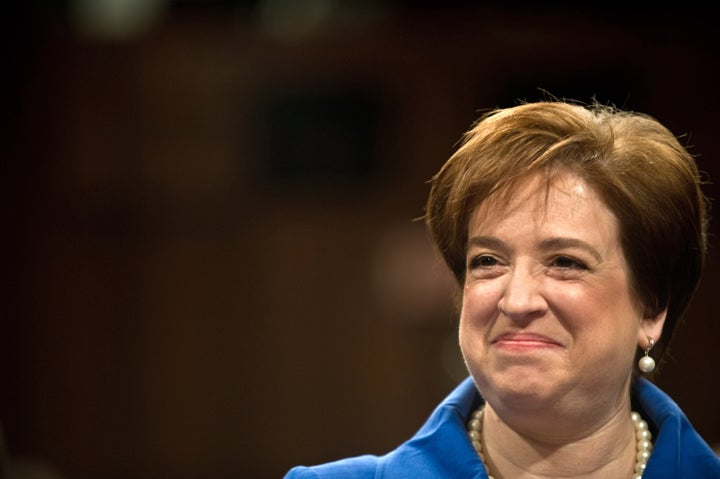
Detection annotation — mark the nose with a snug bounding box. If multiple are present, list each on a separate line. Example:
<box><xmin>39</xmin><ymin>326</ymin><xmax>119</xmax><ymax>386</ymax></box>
<box><xmin>497</xmin><ymin>265</ymin><xmax>547</xmax><ymax>322</ymax></box>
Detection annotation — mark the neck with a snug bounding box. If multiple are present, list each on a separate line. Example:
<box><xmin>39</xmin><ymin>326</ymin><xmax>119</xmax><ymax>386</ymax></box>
<box><xmin>477</xmin><ymin>403</ymin><xmax>645</xmax><ymax>479</ymax></box>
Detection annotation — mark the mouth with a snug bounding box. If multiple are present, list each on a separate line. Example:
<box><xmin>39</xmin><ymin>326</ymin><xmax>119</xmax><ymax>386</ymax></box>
<box><xmin>491</xmin><ymin>332</ymin><xmax>563</xmax><ymax>350</ymax></box>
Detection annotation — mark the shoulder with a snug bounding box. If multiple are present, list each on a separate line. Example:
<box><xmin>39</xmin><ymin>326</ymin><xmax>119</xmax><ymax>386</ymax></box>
<box><xmin>634</xmin><ymin>378</ymin><xmax>720</xmax><ymax>476</ymax></box>
<box><xmin>283</xmin><ymin>455</ymin><xmax>380</xmax><ymax>479</ymax></box>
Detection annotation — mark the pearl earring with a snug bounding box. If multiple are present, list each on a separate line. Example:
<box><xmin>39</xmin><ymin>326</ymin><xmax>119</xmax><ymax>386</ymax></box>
<box><xmin>638</xmin><ymin>336</ymin><xmax>656</xmax><ymax>373</ymax></box>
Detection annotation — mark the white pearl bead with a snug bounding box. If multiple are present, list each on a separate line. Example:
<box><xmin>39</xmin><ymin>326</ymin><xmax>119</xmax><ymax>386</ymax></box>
<box><xmin>637</xmin><ymin>450</ymin><xmax>651</xmax><ymax>462</ymax></box>
<box><xmin>638</xmin><ymin>356</ymin><xmax>656</xmax><ymax>373</ymax></box>
<box><xmin>637</xmin><ymin>439</ymin><xmax>653</xmax><ymax>451</ymax></box>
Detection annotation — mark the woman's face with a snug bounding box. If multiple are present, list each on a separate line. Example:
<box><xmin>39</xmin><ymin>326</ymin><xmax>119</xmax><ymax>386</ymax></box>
<box><xmin>460</xmin><ymin>170</ymin><xmax>664</xmax><ymax>415</ymax></box>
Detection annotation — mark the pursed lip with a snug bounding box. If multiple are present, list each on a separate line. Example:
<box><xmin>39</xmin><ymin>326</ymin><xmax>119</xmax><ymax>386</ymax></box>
<box><xmin>491</xmin><ymin>332</ymin><xmax>563</xmax><ymax>349</ymax></box>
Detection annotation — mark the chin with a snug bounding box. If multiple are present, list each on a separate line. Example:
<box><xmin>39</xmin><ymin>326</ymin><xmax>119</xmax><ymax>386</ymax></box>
<box><xmin>477</xmin><ymin>370</ymin><xmax>563</xmax><ymax>409</ymax></box>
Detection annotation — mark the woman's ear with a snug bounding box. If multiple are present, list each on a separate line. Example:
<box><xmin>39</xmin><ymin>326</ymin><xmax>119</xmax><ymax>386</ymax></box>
<box><xmin>638</xmin><ymin>307</ymin><xmax>667</xmax><ymax>347</ymax></box>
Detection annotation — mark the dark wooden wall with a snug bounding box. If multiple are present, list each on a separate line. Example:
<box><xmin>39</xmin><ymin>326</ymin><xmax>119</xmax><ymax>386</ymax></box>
<box><xmin>3</xmin><ymin>2</ymin><xmax>718</xmax><ymax>478</ymax></box>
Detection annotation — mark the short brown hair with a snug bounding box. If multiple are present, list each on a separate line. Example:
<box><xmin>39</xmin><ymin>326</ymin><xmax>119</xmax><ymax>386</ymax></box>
<box><xmin>425</xmin><ymin>101</ymin><xmax>709</xmax><ymax>363</ymax></box>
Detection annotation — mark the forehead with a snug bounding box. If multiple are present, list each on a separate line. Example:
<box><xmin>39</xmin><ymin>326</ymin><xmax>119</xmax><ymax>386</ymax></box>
<box><xmin>468</xmin><ymin>170</ymin><xmax>619</xmax><ymax>239</ymax></box>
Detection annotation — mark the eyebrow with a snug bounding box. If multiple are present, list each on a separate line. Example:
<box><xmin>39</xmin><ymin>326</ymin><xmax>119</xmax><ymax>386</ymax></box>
<box><xmin>539</xmin><ymin>237</ymin><xmax>603</xmax><ymax>262</ymax></box>
<box><xmin>467</xmin><ymin>236</ymin><xmax>507</xmax><ymax>252</ymax></box>
<box><xmin>467</xmin><ymin>236</ymin><xmax>603</xmax><ymax>262</ymax></box>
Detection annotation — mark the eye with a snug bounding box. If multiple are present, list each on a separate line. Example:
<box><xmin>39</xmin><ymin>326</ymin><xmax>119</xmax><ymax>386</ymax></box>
<box><xmin>550</xmin><ymin>255</ymin><xmax>587</xmax><ymax>270</ymax></box>
<box><xmin>469</xmin><ymin>254</ymin><xmax>501</xmax><ymax>269</ymax></box>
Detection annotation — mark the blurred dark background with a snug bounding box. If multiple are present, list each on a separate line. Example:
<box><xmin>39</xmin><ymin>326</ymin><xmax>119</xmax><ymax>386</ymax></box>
<box><xmin>2</xmin><ymin>1</ymin><xmax>718</xmax><ymax>478</ymax></box>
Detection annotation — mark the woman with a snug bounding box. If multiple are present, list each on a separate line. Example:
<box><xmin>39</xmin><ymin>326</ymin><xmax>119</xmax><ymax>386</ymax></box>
<box><xmin>284</xmin><ymin>101</ymin><xmax>720</xmax><ymax>478</ymax></box>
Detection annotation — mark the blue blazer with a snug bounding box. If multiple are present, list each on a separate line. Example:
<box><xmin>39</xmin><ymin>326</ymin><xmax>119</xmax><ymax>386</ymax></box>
<box><xmin>284</xmin><ymin>377</ymin><xmax>720</xmax><ymax>478</ymax></box>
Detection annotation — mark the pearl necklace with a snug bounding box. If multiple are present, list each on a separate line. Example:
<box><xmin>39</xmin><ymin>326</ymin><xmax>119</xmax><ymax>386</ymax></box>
<box><xmin>467</xmin><ymin>406</ymin><xmax>653</xmax><ymax>479</ymax></box>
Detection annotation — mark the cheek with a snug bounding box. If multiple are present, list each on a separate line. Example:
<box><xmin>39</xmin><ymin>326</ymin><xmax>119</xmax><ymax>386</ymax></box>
<box><xmin>547</xmin><ymin>286</ymin><xmax>591</xmax><ymax>323</ymax></box>
<box><xmin>459</xmin><ymin>284</ymin><xmax>501</xmax><ymax>351</ymax></box>
<box><xmin>460</xmin><ymin>284</ymin><xmax>500</xmax><ymax>325</ymax></box>
<box><xmin>551</xmin><ymin>283</ymin><xmax>640</xmax><ymax>357</ymax></box>
<box><xmin>548</xmin><ymin>277</ymin><xmax>629</xmax><ymax>323</ymax></box>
